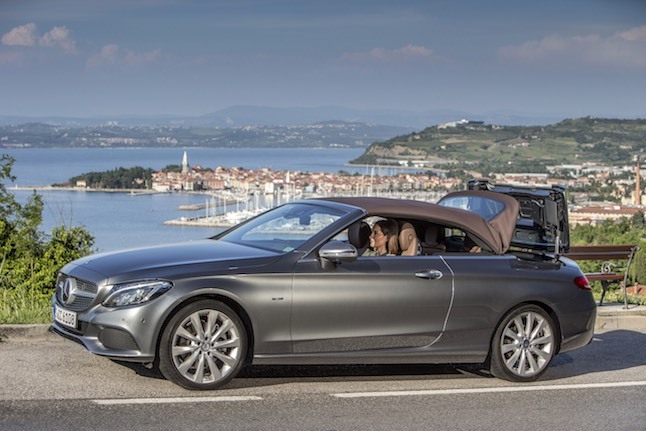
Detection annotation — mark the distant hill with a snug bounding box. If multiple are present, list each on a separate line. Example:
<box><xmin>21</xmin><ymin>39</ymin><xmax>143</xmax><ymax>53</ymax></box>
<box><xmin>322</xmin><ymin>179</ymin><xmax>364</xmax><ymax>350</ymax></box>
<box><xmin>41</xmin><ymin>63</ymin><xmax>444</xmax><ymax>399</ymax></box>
<box><xmin>0</xmin><ymin>105</ymin><xmax>569</xmax><ymax>129</ymax></box>
<box><xmin>195</xmin><ymin>106</ymin><xmax>565</xmax><ymax>129</ymax></box>
<box><xmin>4</xmin><ymin>115</ymin><xmax>643</xmax><ymax>172</ymax></box>
<box><xmin>0</xmin><ymin>121</ymin><xmax>411</xmax><ymax>149</ymax></box>
<box><xmin>351</xmin><ymin>117</ymin><xmax>646</xmax><ymax>172</ymax></box>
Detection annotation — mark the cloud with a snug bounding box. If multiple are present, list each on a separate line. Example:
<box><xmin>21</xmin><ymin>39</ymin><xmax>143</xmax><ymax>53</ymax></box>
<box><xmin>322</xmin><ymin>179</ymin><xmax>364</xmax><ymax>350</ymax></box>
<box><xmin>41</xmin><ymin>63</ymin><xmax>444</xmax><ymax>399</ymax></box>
<box><xmin>498</xmin><ymin>25</ymin><xmax>646</xmax><ymax>69</ymax></box>
<box><xmin>40</xmin><ymin>26</ymin><xmax>76</xmax><ymax>53</ymax></box>
<box><xmin>616</xmin><ymin>26</ymin><xmax>646</xmax><ymax>42</ymax></box>
<box><xmin>341</xmin><ymin>44</ymin><xmax>436</xmax><ymax>63</ymax></box>
<box><xmin>1</xmin><ymin>23</ymin><xmax>38</xmax><ymax>47</ymax></box>
<box><xmin>86</xmin><ymin>44</ymin><xmax>161</xmax><ymax>69</ymax></box>
<box><xmin>1</xmin><ymin>22</ymin><xmax>76</xmax><ymax>53</ymax></box>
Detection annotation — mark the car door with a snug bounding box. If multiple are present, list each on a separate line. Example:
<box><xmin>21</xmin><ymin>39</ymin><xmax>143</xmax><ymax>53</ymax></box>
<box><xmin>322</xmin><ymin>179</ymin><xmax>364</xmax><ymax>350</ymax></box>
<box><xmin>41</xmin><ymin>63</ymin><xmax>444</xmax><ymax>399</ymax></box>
<box><xmin>290</xmin><ymin>254</ymin><xmax>454</xmax><ymax>354</ymax></box>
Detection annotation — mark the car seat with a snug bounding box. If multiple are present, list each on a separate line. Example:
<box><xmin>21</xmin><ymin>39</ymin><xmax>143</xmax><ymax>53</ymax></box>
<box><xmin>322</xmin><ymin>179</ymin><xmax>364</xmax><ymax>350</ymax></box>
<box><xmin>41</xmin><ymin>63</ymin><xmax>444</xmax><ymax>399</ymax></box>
<box><xmin>421</xmin><ymin>224</ymin><xmax>447</xmax><ymax>255</ymax></box>
<box><xmin>399</xmin><ymin>222</ymin><xmax>420</xmax><ymax>256</ymax></box>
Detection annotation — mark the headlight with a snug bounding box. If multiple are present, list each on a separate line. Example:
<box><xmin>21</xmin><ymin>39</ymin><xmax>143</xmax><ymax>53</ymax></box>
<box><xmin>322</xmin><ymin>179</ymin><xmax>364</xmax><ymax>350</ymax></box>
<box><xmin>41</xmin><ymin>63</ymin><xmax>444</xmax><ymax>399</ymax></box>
<box><xmin>102</xmin><ymin>280</ymin><xmax>173</xmax><ymax>308</ymax></box>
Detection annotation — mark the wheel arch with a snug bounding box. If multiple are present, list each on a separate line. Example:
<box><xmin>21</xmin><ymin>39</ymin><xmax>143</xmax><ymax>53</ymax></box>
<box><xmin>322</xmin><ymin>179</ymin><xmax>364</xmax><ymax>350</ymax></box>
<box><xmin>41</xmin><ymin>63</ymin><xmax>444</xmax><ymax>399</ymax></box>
<box><xmin>154</xmin><ymin>292</ymin><xmax>255</xmax><ymax>366</ymax></box>
<box><xmin>485</xmin><ymin>300</ymin><xmax>563</xmax><ymax>366</ymax></box>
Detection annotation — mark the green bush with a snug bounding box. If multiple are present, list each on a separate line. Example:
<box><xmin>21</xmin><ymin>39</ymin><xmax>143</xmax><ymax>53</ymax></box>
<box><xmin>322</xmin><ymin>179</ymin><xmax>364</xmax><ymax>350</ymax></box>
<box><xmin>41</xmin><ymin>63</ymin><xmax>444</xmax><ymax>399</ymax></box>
<box><xmin>571</xmin><ymin>214</ymin><xmax>646</xmax><ymax>305</ymax></box>
<box><xmin>0</xmin><ymin>155</ymin><xmax>94</xmax><ymax>323</ymax></box>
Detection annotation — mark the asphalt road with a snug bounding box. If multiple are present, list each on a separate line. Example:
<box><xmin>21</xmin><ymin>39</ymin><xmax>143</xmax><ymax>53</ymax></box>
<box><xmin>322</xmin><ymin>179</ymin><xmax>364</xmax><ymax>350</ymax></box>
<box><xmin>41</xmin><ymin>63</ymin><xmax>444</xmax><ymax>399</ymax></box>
<box><xmin>1</xmin><ymin>324</ymin><xmax>645</xmax><ymax>431</ymax></box>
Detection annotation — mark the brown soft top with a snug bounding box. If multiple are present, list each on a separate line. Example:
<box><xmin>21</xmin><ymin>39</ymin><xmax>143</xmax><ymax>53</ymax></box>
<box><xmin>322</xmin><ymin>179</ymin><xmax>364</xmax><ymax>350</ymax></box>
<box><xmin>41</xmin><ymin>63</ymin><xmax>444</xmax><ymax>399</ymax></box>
<box><xmin>317</xmin><ymin>191</ymin><xmax>519</xmax><ymax>254</ymax></box>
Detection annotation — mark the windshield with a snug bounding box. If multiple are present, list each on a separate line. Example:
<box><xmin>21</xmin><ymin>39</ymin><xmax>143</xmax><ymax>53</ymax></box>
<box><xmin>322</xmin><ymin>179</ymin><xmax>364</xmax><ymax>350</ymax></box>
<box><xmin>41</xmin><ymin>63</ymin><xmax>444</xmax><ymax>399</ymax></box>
<box><xmin>218</xmin><ymin>203</ymin><xmax>347</xmax><ymax>253</ymax></box>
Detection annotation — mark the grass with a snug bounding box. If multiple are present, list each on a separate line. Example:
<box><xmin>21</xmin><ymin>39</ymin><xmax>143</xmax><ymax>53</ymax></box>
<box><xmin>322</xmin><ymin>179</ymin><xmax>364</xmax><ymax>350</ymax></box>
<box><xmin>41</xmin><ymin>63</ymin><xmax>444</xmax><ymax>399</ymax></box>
<box><xmin>0</xmin><ymin>287</ymin><xmax>52</xmax><ymax>324</ymax></box>
<box><xmin>591</xmin><ymin>282</ymin><xmax>646</xmax><ymax>306</ymax></box>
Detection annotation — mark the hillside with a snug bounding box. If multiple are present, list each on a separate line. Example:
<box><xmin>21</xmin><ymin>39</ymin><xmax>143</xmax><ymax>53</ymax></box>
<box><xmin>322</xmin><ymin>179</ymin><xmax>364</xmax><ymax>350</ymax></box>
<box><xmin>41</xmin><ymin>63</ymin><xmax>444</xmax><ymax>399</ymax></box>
<box><xmin>351</xmin><ymin>117</ymin><xmax>646</xmax><ymax>172</ymax></box>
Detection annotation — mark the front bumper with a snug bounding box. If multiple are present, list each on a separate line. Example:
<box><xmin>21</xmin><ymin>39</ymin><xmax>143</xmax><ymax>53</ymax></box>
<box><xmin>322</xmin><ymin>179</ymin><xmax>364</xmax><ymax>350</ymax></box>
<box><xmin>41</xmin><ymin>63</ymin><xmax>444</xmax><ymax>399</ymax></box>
<box><xmin>50</xmin><ymin>294</ymin><xmax>173</xmax><ymax>363</ymax></box>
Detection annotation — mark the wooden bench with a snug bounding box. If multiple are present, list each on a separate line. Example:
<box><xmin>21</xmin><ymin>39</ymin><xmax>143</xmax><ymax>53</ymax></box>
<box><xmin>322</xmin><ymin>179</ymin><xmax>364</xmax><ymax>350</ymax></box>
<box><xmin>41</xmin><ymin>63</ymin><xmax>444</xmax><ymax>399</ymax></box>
<box><xmin>564</xmin><ymin>244</ymin><xmax>640</xmax><ymax>306</ymax></box>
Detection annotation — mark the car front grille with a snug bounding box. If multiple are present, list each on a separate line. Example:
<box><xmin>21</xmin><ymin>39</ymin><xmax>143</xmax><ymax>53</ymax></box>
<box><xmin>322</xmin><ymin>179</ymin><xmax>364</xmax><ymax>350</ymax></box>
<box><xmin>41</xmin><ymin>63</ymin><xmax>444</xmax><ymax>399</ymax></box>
<box><xmin>75</xmin><ymin>278</ymin><xmax>98</xmax><ymax>295</ymax></box>
<box><xmin>56</xmin><ymin>273</ymin><xmax>99</xmax><ymax>312</ymax></box>
<box><xmin>62</xmin><ymin>296</ymin><xmax>95</xmax><ymax>311</ymax></box>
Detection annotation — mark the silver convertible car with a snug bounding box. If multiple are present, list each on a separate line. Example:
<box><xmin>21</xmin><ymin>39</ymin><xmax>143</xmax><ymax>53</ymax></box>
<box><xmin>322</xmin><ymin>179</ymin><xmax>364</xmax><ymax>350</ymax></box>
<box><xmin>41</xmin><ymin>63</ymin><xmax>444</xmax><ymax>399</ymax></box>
<box><xmin>51</xmin><ymin>190</ymin><xmax>596</xmax><ymax>390</ymax></box>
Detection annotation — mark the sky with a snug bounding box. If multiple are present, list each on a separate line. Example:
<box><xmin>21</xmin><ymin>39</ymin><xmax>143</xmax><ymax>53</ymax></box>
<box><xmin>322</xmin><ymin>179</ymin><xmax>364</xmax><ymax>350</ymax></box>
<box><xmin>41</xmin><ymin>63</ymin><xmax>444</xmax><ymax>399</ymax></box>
<box><xmin>1</xmin><ymin>0</ymin><xmax>645</xmax><ymax>119</ymax></box>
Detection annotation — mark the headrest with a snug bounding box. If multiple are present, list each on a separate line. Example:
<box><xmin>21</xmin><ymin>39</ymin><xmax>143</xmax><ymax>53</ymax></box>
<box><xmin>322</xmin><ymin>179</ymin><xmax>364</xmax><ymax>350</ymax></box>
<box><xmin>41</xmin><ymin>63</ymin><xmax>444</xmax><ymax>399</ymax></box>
<box><xmin>399</xmin><ymin>222</ymin><xmax>418</xmax><ymax>255</ymax></box>
<box><xmin>348</xmin><ymin>221</ymin><xmax>370</xmax><ymax>249</ymax></box>
<box><xmin>425</xmin><ymin>224</ymin><xmax>444</xmax><ymax>244</ymax></box>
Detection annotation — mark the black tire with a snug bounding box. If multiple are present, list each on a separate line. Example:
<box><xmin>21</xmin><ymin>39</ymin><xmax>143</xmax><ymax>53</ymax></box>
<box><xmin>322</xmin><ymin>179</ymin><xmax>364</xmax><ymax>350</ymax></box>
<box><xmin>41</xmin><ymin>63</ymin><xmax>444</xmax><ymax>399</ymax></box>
<box><xmin>158</xmin><ymin>299</ymin><xmax>247</xmax><ymax>390</ymax></box>
<box><xmin>489</xmin><ymin>304</ymin><xmax>557</xmax><ymax>382</ymax></box>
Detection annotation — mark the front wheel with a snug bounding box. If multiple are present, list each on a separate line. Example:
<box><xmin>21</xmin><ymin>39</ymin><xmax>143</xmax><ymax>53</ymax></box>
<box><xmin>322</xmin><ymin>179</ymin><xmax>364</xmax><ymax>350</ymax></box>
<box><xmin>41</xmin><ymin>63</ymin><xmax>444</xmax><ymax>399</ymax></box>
<box><xmin>158</xmin><ymin>299</ymin><xmax>247</xmax><ymax>390</ymax></box>
<box><xmin>489</xmin><ymin>305</ymin><xmax>557</xmax><ymax>382</ymax></box>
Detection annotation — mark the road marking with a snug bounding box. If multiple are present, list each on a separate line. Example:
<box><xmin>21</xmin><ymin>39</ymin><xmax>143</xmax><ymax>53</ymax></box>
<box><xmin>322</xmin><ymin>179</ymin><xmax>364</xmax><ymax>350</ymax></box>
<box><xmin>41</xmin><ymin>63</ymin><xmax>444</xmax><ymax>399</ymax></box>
<box><xmin>92</xmin><ymin>396</ymin><xmax>262</xmax><ymax>405</ymax></box>
<box><xmin>90</xmin><ymin>381</ymin><xmax>646</xmax><ymax>404</ymax></box>
<box><xmin>332</xmin><ymin>380</ymin><xmax>646</xmax><ymax>398</ymax></box>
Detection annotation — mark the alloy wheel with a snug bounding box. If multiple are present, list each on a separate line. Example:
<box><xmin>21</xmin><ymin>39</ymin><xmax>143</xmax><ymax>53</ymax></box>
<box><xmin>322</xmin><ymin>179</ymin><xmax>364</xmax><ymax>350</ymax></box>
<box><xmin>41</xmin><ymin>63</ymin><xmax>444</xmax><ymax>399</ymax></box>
<box><xmin>490</xmin><ymin>305</ymin><xmax>557</xmax><ymax>382</ymax></box>
<box><xmin>159</xmin><ymin>300</ymin><xmax>246</xmax><ymax>389</ymax></box>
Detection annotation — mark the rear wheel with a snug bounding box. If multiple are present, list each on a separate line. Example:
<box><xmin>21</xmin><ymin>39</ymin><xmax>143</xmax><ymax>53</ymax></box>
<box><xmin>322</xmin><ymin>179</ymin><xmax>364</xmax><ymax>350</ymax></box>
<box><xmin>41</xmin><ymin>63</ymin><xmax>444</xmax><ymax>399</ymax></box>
<box><xmin>489</xmin><ymin>305</ymin><xmax>556</xmax><ymax>382</ymax></box>
<box><xmin>158</xmin><ymin>299</ymin><xmax>247</xmax><ymax>390</ymax></box>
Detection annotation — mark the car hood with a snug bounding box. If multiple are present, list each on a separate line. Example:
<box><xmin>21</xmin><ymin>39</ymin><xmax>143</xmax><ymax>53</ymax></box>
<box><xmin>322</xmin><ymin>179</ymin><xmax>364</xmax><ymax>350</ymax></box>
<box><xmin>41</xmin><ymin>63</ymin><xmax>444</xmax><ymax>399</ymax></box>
<box><xmin>62</xmin><ymin>239</ymin><xmax>279</xmax><ymax>281</ymax></box>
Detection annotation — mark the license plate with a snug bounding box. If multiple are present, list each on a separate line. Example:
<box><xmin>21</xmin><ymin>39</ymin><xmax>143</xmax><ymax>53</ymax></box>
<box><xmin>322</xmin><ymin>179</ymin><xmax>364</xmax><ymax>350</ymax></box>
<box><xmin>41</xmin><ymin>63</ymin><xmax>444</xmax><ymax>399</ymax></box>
<box><xmin>54</xmin><ymin>305</ymin><xmax>77</xmax><ymax>329</ymax></box>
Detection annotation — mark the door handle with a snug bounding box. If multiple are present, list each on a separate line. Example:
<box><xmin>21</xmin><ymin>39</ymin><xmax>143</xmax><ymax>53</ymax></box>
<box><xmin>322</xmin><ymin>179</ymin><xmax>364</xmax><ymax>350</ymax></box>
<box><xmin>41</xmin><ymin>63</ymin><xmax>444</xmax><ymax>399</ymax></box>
<box><xmin>414</xmin><ymin>270</ymin><xmax>443</xmax><ymax>280</ymax></box>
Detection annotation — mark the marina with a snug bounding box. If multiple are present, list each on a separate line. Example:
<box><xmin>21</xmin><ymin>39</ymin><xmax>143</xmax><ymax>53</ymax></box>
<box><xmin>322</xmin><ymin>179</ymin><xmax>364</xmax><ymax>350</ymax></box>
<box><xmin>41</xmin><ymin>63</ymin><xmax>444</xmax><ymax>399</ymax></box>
<box><xmin>164</xmin><ymin>208</ymin><xmax>267</xmax><ymax>228</ymax></box>
<box><xmin>163</xmin><ymin>188</ymin><xmax>444</xmax><ymax>228</ymax></box>
<box><xmin>155</xmin><ymin>150</ymin><xmax>448</xmax><ymax>227</ymax></box>
<box><xmin>164</xmin><ymin>187</ymin><xmax>300</xmax><ymax>227</ymax></box>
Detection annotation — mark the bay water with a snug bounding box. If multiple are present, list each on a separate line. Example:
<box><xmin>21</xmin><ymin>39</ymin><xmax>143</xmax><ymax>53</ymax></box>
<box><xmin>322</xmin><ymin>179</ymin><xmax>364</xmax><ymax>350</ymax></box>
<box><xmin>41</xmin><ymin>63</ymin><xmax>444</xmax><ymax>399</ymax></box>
<box><xmin>3</xmin><ymin>147</ymin><xmax>365</xmax><ymax>252</ymax></box>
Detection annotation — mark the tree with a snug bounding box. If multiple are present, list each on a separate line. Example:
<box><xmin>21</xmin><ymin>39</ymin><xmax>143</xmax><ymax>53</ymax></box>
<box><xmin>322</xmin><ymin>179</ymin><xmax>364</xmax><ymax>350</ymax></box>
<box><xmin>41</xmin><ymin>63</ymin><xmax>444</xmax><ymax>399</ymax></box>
<box><xmin>69</xmin><ymin>166</ymin><xmax>154</xmax><ymax>189</ymax></box>
<box><xmin>571</xmin><ymin>217</ymin><xmax>645</xmax><ymax>285</ymax></box>
<box><xmin>632</xmin><ymin>211</ymin><xmax>645</xmax><ymax>229</ymax></box>
<box><xmin>634</xmin><ymin>248</ymin><xmax>646</xmax><ymax>286</ymax></box>
<box><xmin>1</xmin><ymin>154</ymin><xmax>95</xmax><ymax>322</ymax></box>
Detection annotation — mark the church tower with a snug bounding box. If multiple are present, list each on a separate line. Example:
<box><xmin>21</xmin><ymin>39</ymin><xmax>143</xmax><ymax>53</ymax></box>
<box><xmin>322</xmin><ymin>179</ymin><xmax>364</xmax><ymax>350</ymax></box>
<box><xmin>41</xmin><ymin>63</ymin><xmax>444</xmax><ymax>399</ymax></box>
<box><xmin>181</xmin><ymin>150</ymin><xmax>190</xmax><ymax>175</ymax></box>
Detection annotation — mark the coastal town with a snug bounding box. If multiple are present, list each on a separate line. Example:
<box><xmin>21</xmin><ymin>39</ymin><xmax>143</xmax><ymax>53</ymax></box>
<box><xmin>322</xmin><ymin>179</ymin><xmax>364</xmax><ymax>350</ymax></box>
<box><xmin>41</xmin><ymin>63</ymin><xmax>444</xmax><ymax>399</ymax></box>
<box><xmin>141</xmin><ymin>150</ymin><xmax>645</xmax><ymax>227</ymax></box>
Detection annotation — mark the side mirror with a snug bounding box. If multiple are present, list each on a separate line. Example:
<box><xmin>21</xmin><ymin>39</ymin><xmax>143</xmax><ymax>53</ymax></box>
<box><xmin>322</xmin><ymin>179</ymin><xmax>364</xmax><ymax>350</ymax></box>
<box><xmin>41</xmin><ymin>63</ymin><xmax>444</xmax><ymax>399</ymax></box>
<box><xmin>319</xmin><ymin>241</ymin><xmax>358</xmax><ymax>264</ymax></box>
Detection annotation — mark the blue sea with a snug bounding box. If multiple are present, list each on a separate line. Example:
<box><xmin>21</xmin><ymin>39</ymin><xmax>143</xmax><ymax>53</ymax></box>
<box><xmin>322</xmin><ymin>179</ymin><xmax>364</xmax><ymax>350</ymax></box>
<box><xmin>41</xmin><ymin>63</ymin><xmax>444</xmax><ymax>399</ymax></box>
<box><xmin>3</xmin><ymin>147</ymin><xmax>366</xmax><ymax>252</ymax></box>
